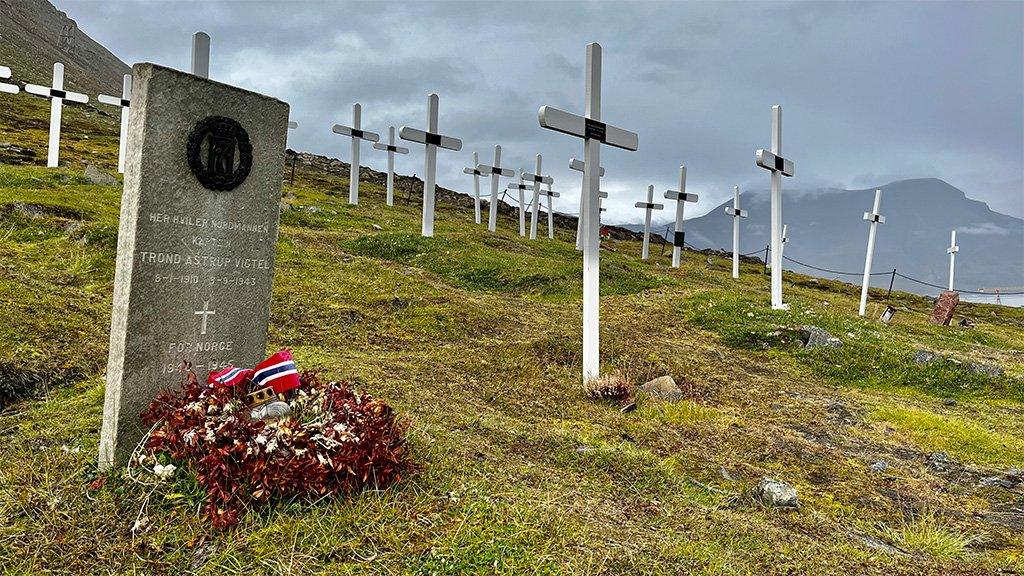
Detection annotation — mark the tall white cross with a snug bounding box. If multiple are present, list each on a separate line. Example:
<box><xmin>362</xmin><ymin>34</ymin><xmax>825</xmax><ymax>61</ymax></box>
<box><xmin>523</xmin><ymin>154</ymin><xmax>553</xmax><ymax>240</ymax></box>
<box><xmin>333</xmin><ymin>103</ymin><xmax>380</xmax><ymax>205</ymax></box>
<box><xmin>191</xmin><ymin>32</ymin><xmax>211</xmax><ymax>78</ymax></box>
<box><xmin>373</xmin><ymin>126</ymin><xmax>409</xmax><ymax>206</ymax></box>
<box><xmin>755</xmin><ymin>105</ymin><xmax>795</xmax><ymax>309</ymax></box>
<box><xmin>0</xmin><ymin>65</ymin><xmax>19</xmax><ymax>95</ymax></box>
<box><xmin>24</xmin><ymin>63</ymin><xmax>89</xmax><ymax>168</ymax></box>
<box><xmin>539</xmin><ymin>43</ymin><xmax>638</xmax><ymax>383</ymax></box>
<box><xmin>947</xmin><ymin>229</ymin><xmax>959</xmax><ymax>291</ymax></box>
<box><xmin>400</xmin><ymin>93</ymin><xmax>462</xmax><ymax>237</ymax></box>
<box><xmin>664</xmin><ymin>165</ymin><xmax>698</xmax><ymax>268</ymax></box>
<box><xmin>859</xmin><ymin>189</ymin><xmax>885</xmax><ymax>316</ymax></box>
<box><xmin>538</xmin><ymin>183</ymin><xmax>560</xmax><ymax>239</ymax></box>
<box><xmin>97</xmin><ymin>74</ymin><xmax>132</xmax><ymax>174</ymax></box>
<box><xmin>769</xmin><ymin>224</ymin><xmax>788</xmax><ymax>270</ymax></box>
<box><xmin>463</xmin><ymin>152</ymin><xmax>484</xmax><ymax>224</ymax></box>
<box><xmin>724</xmin><ymin>186</ymin><xmax>748</xmax><ymax>279</ymax></box>
<box><xmin>570</xmin><ymin>158</ymin><xmax>606</xmax><ymax>251</ymax></box>
<box><xmin>507</xmin><ymin>171</ymin><xmax>531</xmax><ymax>236</ymax></box>
<box><xmin>476</xmin><ymin>145</ymin><xmax>515</xmax><ymax>232</ymax></box>
<box><xmin>635</xmin><ymin>184</ymin><xmax>664</xmax><ymax>260</ymax></box>
<box><xmin>194</xmin><ymin>300</ymin><xmax>216</xmax><ymax>335</ymax></box>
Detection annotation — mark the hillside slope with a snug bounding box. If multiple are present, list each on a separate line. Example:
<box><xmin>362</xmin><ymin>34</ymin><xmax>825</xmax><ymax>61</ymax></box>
<box><xmin>0</xmin><ymin>158</ymin><xmax>1023</xmax><ymax>574</ymax></box>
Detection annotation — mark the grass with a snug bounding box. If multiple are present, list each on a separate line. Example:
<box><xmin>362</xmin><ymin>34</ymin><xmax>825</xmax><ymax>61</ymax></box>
<box><xmin>0</xmin><ymin>112</ymin><xmax>1022</xmax><ymax>574</ymax></box>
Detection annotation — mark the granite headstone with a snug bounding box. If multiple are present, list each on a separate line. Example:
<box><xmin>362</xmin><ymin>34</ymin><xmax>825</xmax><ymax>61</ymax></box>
<box><xmin>928</xmin><ymin>290</ymin><xmax>959</xmax><ymax>326</ymax></box>
<box><xmin>98</xmin><ymin>63</ymin><xmax>289</xmax><ymax>469</ymax></box>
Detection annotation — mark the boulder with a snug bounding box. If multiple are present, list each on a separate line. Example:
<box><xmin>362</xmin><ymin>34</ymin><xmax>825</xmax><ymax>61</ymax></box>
<box><xmin>637</xmin><ymin>375</ymin><xmax>683</xmax><ymax>402</ymax></box>
<box><xmin>799</xmin><ymin>326</ymin><xmax>842</xmax><ymax>349</ymax></box>
<box><xmin>84</xmin><ymin>163</ymin><xmax>119</xmax><ymax>186</ymax></box>
<box><xmin>912</xmin><ymin>349</ymin><xmax>939</xmax><ymax>364</ymax></box>
<box><xmin>968</xmin><ymin>362</ymin><xmax>1004</xmax><ymax>377</ymax></box>
<box><xmin>753</xmin><ymin>477</ymin><xmax>799</xmax><ymax>508</ymax></box>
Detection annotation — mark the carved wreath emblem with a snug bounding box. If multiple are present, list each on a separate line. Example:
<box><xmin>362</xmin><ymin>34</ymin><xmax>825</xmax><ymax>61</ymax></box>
<box><xmin>186</xmin><ymin>116</ymin><xmax>253</xmax><ymax>191</ymax></box>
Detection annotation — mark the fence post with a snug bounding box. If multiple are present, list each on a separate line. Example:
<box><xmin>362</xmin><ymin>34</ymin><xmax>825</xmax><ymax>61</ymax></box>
<box><xmin>886</xmin><ymin>268</ymin><xmax>896</xmax><ymax>300</ymax></box>
<box><xmin>289</xmin><ymin>153</ymin><xmax>297</xmax><ymax>185</ymax></box>
<box><xmin>763</xmin><ymin>244</ymin><xmax>770</xmax><ymax>273</ymax></box>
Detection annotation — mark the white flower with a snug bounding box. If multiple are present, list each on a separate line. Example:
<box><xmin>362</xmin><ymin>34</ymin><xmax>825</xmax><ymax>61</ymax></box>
<box><xmin>152</xmin><ymin>463</ymin><xmax>176</xmax><ymax>480</ymax></box>
<box><xmin>183</xmin><ymin>430</ymin><xmax>198</xmax><ymax>445</ymax></box>
<box><xmin>266</xmin><ymin>438</ymin><xmax>278</xmax><ymax>454</ymax></box>
<box><xmin>255</xmin><ymin>433</ymin><xmax>268</xmax><ymax>445</ymax></box>
<box><xmin>204</xmin><ymin>428</ymin><xmax>216</xmax><ymax>442</ymax></box>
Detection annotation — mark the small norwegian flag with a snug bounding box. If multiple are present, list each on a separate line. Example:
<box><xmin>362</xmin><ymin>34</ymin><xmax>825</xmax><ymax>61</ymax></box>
<box><xmin>207</xmin><ymin>365</ymin><xmax>252</xmax><ymax>388</ymax></box>
<box><xmin>251</xmin><ymin>349</ymin><xmax>301</xmax><ymax>394</ymax></box>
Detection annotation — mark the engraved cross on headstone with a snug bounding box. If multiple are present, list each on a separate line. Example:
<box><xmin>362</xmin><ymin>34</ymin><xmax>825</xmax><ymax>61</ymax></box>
<box><xmin>194</xmin><ymin>300</ymin><xmax>216</xmax><ymax>335</ymax></box>
<box><xmin>538</xmin><ymin>42</ymin><xmax>638</xmax><ymax>383</ymax></box>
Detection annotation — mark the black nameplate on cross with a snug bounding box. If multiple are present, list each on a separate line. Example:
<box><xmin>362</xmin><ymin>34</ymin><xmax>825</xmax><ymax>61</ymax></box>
<box><xmin>425</xmin><ymin>133</ymin><xmax>443</xmax><ymax>146</ymax></box>
<box><xmin>351</xmin><ymin>128</ymin><xmax>365</xmax><ymax>139</ymax></box>
<box><xmin>585</xmin><ymin>118</ymin><xmax>607</xmax><ymax>143</ymax></box>
<box><xmin>674</xmin><ymin>231</ymin><xmax>686</xmax><ymax>248</ymax></box>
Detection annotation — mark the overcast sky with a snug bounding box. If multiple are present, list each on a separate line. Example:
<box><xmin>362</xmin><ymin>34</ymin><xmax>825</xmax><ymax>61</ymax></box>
<box><xmin>55</xmin><ymin>0</ymin><xmax>1024</xmax><ymax>224</ymax></box>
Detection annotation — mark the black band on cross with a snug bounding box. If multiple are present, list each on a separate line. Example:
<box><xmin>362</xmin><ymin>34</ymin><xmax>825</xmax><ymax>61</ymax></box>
<box><xmin>774</xmin><ymin>155</ymin><xmax>787</xmax><ymax>171</ymax></box>
<box><xmin>351</xmin><ymin>128</ymin><xmax>365</xmax><ymax>139</ymax></box>
<box><xmin>425</xmin><ymin>133</ymin><xmax>443</xmax><ymax>146</ymax></box>
<box><xmin>673</xmin><ymin>231</ymin><xmax>685</xmax><ymax>248</ymax></box>
<box><xmin>51</xmin><ymin>89</ymin><xmax>66</xmax><ymax>98</ymax></box>
<box><xmin>120</xmin><ymin>98</ymin><xmax>131</xmax><ymax>107</ymax></box>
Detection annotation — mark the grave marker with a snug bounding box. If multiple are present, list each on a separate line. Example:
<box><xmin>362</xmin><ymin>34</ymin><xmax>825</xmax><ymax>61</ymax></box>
<box><xmin>539</xmin><ymin>183</ymin><xmax>560</xmax><ymax>239</ymax></box>
<box><xmin>570</xmin><ymin>158</ymin><xmax>605</xmax><ymax>251</ymax></box>
<box><xmin>858</xmin><ymin>189</ymin><xmax>885</xmax><ymax>316</ymax></box>
<box><xmin>333</xmin><ymin>103</ymin><xmax>380</xmax><ymax>205</ymax></box>
<box><xmin>98</xmin><ymin>63</ymin><xmax>289</xmax><ymax>469</ymax></box>
<box><xmin>755</xmin><ymin>105</ymin><xmax>795</xmax><ymax>309</ymax></box>
<box><xmin>373</xmin><ymin>126</ymin><xmax>409</xmax><ymax>206</ymax></box>
<box><xmin>522</xmin><ymin>154</ymin><xmax>553</xmax><ymax>240</ymax></box>
<box><xmin>400</xmin><ymin>93</ymin><xmax>462</xmax><ymax>237</ymax></box>
<box><xmin>538</xmin><ymin>43</ymin><xmax>638</xmax><ymax>383</ymax></box>
<box><xmin>724</xmin><ymin>185</ymin><xmax>747</xmax><ymax>279</ymax></box>
<box><xmin>947</xmin><ymin>229</ymin><xmax>959</xmax><ymax>291</ymax></box>
<box><xmin>1</xmin><ymin>65</ymin><xmax>20</xmax><ymax>94</ymax></box>
<box><xmin>507</xmin><ymin>171</ymin><xmax>531</xmax><ymax>236</ymax></box>
<box><xmin>664</xmin><ymin>165</ymin><xmax>698</xmax><ymax>268</ymax></box>
<box><xmin>97</xmin><ymin>74</ymin><xmax>133</xmax><ymax>173</ymax></box>
<box><xmin>476</xmin><ymin>145</ymin><xmax>515</xmax><ymax>232</ymax></box>
<box><xmin>463</xmin><ymin>152</ymin><xmax>484</xmax><ymax>224</ymax></box>
<box><xmin>24</xmin><ymin>62</ymin><xmax>88</xmax><ymax>168</ymax></box>
<box><xmin>635</xmin><ymin>184</ymin><xmax>664</xmax><ymax>260</ymax></box>
<box><xmin>191</xmin><ymin>32</ymin><xmax>210</xmax><ymax>78</ymax></box>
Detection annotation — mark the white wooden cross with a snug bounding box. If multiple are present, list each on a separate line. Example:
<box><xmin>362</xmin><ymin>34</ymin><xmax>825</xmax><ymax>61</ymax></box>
<box><xmin>724</xmin><ymin>185</ymin><xmax>748</xmax><ymax>279</ymax></box>
<box><xmin>463</xmin><ymin>152</ymin><xmax>485</xmax><ymax>224</ymax></box>
<box><xmin>194</xmin><ymin>300</ymin><xmax>216</xmax><ymax>335</ymax></box>
<box><xmin>570</xmin><ymin>158</ymin><xmax>605</xmax><ymax>251</ymax></box>
<box><xmin>664</xmin><ymin>165</ymin><xmax>698</xmax><ymax>268</ymax></box>
<box><xmin>0</xmin><ymin>65</ymin><xmax>18</xmax><ymax>95</ymax></box>
<box><xmin>97</xmin><ymin>74</ymin><xmax>132</xmax><ymax>173</ymax></box>
<box><xmin>523</xmin><ymin>154</ymin><xmax>553</xmax><ymax>240</ymax></box>
<box><xmin>400</xmin><ymin>93</ymin><xmax>462</xmax><ymax>237</ymax></box>
<box><xmin>755</xmin><ymin>105</ymin><xmax>795</xmax><ymax>309</ymax></box>
<box><xmin>373</xmin><ymin>126</ymin><xmax>409</xmax><ymax>206</ymax></box>
<box><xmin>507</xmin><ymin>171</ymin><xmax>532</xmax><ymax>236</ymax></box>
<box><xmin>191</xmin><ymin>32</ymin><xmax>211</xmax><ymax>78</ymax></box>
<box><xmin>769</xmin><ymin>224</ymin><xmax>788</xmax><ymax>270</ymax></box>
<box><xmin>476</xmin><ymin>145</ymin><xmax>515</xmax><ymax>232</ymax></box>
<box><xmin>24</xmin><ymin>62</ymin><xmax>89</xmax><ymax>168</ymax></box>
<box><xmin>333</xmin><ymin>103</ymin><xmax>380</xmax><ymax>205</ymax></box>
<box><xmin>538</xmin><ymin>183</ymin><xmax>560</xmax><ymax>239</ymax></box>
<box><xmin>635</xmin><ymin>184</ymin><xmax>664</xmax><ymax>260</ymax></box>
<box><xmin>858</xmin><ymin>189</ymin><xmax>885</xmax><ymax>316</ymax></box>
<box><xmin>947</xmin><ymin>229</ymin><xmax>959</xmax><ymax>291</ymax></box>
<box><xmin>538</xmin><ymin>42</ymin><xmax>638</xmax><ymax>383</ymax></box>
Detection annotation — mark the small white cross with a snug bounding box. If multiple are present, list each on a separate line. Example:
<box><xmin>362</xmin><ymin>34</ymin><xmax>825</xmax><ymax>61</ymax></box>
<box><xmin>97</xmin><ymin>74</ymin><xmax>132</xmax><ymax>174</ymax></box>
<box><xmin>400</xmin><ymin>93</ymin><xmax>463</xmax><ymax>237</ymax></box>
<box><xmin>24</xmin><ymin>62</ymin><xmax>89</xmax><ymax>168</ymax></box>
<box><xmin>194</xmin><ymin>300</ymin><xmax>216</xmax><ymax>335</ymax></box>
<box><xmin>664</xmin><ymin>165</ymin><xmax>698</xmax><ymax>268</ymax></box>
<box><xmin>476</xmin><ymin>145</ymin><xmax>515</xmax><ymax>232</ymax></box>
<box><xmin>570</xmin><ymin>158</ymin><xmax>606</xmax><ymax>251</ymax></box>
<box><xmin>463</xmin><ymin>152</ymin><xmax>485</xmax><ymax>225</ymax></box>
<box><xmin>522</xmin><ymin>154</ymin><xmax>554</xmax><ymax>240</ymax></box>
<box><xmin>724</xmin><ymin>185</ymin><xmax>748</xmax><ymax>279</ymax></box>
<box><xmin>538</xmin><ymin>183</ymin><xmax>561</xmax><ymax>239</ymax></box>
<box><xmin>635</xmin><ymin>184</ymin><xmax>664</xmax><ymax>260</ymax></box>
<box><xmin>191</xmin><ymin>32</ymin><xmax>211</xmax><ymax>78</ymax></box>
<box><xmin>538</xmin><ymin>43</ymin><xmax>639</xmax><ymax>383</ymax></box>
<box><xmin>333</xmin><ymin>103</ymin><xmax>380</xmax><ymax>205</ymax></box>
<box><xmin>947</xmin><ymin>229</ymin><xmax>959</xmax><ymax>291</ymax></box>
<box><xmin>755</xmin><ymin>105</ymin><xmax>795</xmax><ymax>310</ymax></box>
<box><xmin>507</xmin><ymin>171</ymin><xmax>532</xmax><ymax>237</ymax></box>
<box><xmin>0</xmin><ymin>65</ymin><xmax>18</xmax><ymax>95</ymax></box>
<box><xmin>373</xmin><ymin>126</ymin><xmax>410</xmax><ymax>207</ymax></box>
<box><xmin>859</xmin><ymin>189</ymin><xmax>885</xmax><ymax>316</ymax></box>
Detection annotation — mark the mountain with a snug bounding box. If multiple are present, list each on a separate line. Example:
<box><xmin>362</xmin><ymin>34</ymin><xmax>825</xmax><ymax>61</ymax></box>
<box><xmin>617</xmin><ymin>179</ymin><xmax>1024</xmax><ymax>294</ymax></box>
<box><xmin>0</xmin><ymin>0</ymin><xmax>129</xmax><ymax>95</ymax></box>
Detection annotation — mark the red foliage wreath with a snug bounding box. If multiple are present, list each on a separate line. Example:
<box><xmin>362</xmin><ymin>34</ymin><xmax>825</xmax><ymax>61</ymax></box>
<box><xmin>140</xmin><ymin>371</ymin><xmax>412</xmax><ymax>529</ymax></box>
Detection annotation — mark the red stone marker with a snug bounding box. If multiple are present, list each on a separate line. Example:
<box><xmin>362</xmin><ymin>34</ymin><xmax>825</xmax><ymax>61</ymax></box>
<box><xmin>928</xmin><ymin>290</ymin><xmax>959</xmax><ymax>325</ymax></box>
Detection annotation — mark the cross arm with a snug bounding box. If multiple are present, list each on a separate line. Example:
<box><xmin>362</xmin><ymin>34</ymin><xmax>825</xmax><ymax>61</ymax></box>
<box><xmin>755</xmin><ymin>149</ymin><xmax>794</xmax><ymax>177</ymax></box>
<box><xmin>288</xmin><ymin>121</ymin><xmax>298</xmax><ymax>129</ymax></box>
<box><xmin>373</xmin><ymin>142</ymin><xmax>409</xmax><ymax>154</ymax></box>
<box><xmin>635</xmin><ymin>202</ymin><xmax>665</xmax><ymax>210</ymax></box>
<box><xmin>539</xmin><ymin>189</ymin><xmax>560</xmax><ymax>197</ymax></box>
<box><xmin>863</xmin><ymin>212</ymin><xmax>886</xmax><ymax>224</ymax></box>
<box><xmin>333</xmin><ymin>124</ymin><xmax>380</xmax><ymax>142</ymax></box>
<box><xmin>725</xmin><ymin>206</ymin><xmax>748</xmax><ymax>218</ymax></box>
<box><xmin>569</xmin><ymin>158</ymin><xmax>606</xmax><ymax>176</ymax></box>
<box><xmin>24</xmin><ymin>83</ymin><xmax>89</xmax><ymax>104</ymax></box>
<box><xmin>665</xmin><ymin>190</ymin><xmax>698</xmax><ymax>203</ymax></box>
<box><xmin>539</xmin><ymin>106</ymin><xmax>638</xmax><ymax>151</ymax></box>
<box><xmin>399</xmin><ymin>127</ymin><xmax>462</xmax><ymax>151</ymax></box>
<box><xmin>97</xmin><ymin>94</ymin><xmax>130</xmax><ymax>107</ymax></box>
<box><xmin>463</xmin><ymin>167</ymin><xmax>483</xmax><ymax>176</ymax></box>
<box><xmin>947</xmin><ymin>246</ymin><xmax>959</xmax><ymax>254</ymax></box>
<box><xmin>477</xmin><ymin>164</ymin><xmax>514</xmax><ymax>177</ymax></box>
<box><xmin>522</xmin><ymin>172</ymin><xmax>554</xmax><ymax>185</ymax></box>
<box><xmin>0</xmin><ymin>66</ymin><xmax>9</xmax><ymax>78</ymax></box>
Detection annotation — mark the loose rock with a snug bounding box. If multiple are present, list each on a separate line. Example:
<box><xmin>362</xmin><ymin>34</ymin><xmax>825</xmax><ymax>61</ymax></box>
<box><xmin>912</xmin><ymin>349</ymin><xmax>939</xmax><ymax>364</ymax></box>
<box><xmin>84</xmin><ymin>164</ymin><xmax>119</xmax><ymax>186</ymax></box>
<box><xmin>753</xmin><ymin>477</ymin><xmax>799</xmax><ymax>508</ymax></box>
<box><xmin>800</xmin><ymin>326</ymin><xmax>842</xmax><ymax>349</ymax></box>
<box><xmin>967</xmin><ymin>362</ymin><xmax>1004</xmax><ymax>377</ymax></box>
<box><xmin>869</xmin><ymin>460</ymin><xmax>889</xmax><ymax>473</ymax></box>
<box><xmin>637</xmin><ymin>375</ymin><xmax>683</xmax><ymax>402</ymax></box>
